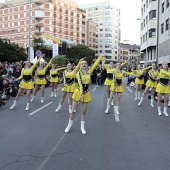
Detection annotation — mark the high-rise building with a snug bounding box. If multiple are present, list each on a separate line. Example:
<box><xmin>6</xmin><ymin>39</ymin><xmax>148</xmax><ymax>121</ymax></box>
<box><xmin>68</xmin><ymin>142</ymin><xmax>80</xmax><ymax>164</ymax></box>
<box><xmin>0</xmin><ymin>0</ymin><xmax>86</xmax><ymax>48</ymax></box>
<box><xmin>85</xmin><ymin>20</ymin><xmax>96</xmax><ymax>52</ymax></box>
<box><xmin>158</xmin><ymin>0</ymin><xmax>170</xmax><ymax>64</ymax></box>
<box><xmin>82</xmin><ymin>1</ymin><xmax>121</xmax><ymax>61</ymax></box>
<box><xmin>140</xmin><ymin>0</ymin><xmax>158</xmax><ymax>65</ymax></box>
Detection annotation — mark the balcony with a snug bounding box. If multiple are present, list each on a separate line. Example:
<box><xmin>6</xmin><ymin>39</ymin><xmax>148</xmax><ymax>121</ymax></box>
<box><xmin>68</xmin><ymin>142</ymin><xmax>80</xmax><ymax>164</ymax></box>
<box><xmin>35</xmin><ymin>20</ymin><xmax>44</xmax><ymax>26</ymax></box>
<box><xmin>33</xmin><ymin>0</ymin><xmax>44</xmax><ymax>4</ymax></box>
<box><xmin>35</xmin><ymin>6</ymin><xmax>44</xmax><ymax>10</ymax></box>
<box><xmin>35</xmin><ymin>29</ymin><xmax>44</xmax><ymax>34</ymax></box>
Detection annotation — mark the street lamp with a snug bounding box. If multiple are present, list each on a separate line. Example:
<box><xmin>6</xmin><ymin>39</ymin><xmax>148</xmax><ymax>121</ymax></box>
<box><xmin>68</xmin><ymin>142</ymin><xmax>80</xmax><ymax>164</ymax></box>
<box><xmin>28</xmin><ymin>0</ymin><xmax>32</xmax><ymax>61</ymax></box>
<box><xmin>137</xmin><ymin>18</ymin><xmax>148</xmax><ymax>67</ymax></box>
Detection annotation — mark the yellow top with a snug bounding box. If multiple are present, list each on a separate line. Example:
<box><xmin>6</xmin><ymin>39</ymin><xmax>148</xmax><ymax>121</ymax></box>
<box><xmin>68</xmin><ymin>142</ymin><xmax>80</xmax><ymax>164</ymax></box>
<box><xmin>159</xmin><ymin>69</ymin><xmax>170</xmax><ymax>79</ymax></box>
<box><xmin>148</xmin><ymin>70</ymin><xmax>159</xmax><ymax>80</ymax></box>
<box><xmin>50</xmin><ymin>67</ymin><xmax>66</xmax><ymax>77</ymax></box>
<box><xmin>77</xmin><ymin>56</ymin><xmax>102</xmax><ymax>95</ymax></box>
<box><xmin>132</xmin><ymin>66</ymin><xmax>152</xmax><ymax>76</ymax></box>
<box><xmin>36</xmin><ymin>59</ymin><xmax>52</xmax><ymax>76</ymax></box>
<box><xmin>18</xmin><ymin>57</ymin><xmax>41</xmax><ymax>80</ymax></box>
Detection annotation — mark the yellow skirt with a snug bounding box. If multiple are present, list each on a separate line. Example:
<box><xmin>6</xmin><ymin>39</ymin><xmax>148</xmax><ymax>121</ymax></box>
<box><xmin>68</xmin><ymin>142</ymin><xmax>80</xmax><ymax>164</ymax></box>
<box><xmin>19</xmin><ymin>80</ymin><xmax>34</xmax><ymax>90</ymax></box>
<box><xmin>110</xmin><ymin>83</ymin><xmax>124</xmax><ymax>93</ymax></box>
<box><xmin>50</xmin><ymin>77</ymin><xmax>59</xmax><ymax>83</ymax></box>
<box><xmin>72</xmin><ymin>89</ymin><xmax>91</xmax><ymax>103</ymax></box>
<box><xmin>62</xmin><ymin>83</ymin><xmax>76</xmax><ymax>93</ymax></box>
<box><xmin>146</xmin><ymin>80</ymin><xmax>157</xmax><ymax>88</ymax></box>
<box><xmin>156</xmin><ymin>83</ymin><xmax>170</xmax><ymax>94</ymax></box>
<box><xmin>35</xmin><ymin>78</ymin><xmax>47</xmax><ymax>85</ymax></box>
<box><xmin>104</xmin><ymin>79</ymin><xmax>113</xmax><ymax>86</ymax></box>
<box><xmin>135</xmin><ymin>78</ymin><xmax>144</xmax><ymax>85</ymax></box>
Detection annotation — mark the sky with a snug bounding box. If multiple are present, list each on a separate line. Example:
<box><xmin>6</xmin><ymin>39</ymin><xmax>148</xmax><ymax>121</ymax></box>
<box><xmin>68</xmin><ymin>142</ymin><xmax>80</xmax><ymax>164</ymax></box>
<box><xmin>75</xmin><ymin>0</ymin><xmax>141</xmax><ymax>45</ymax></box>
<box><xmin>0</xmin><ymin>0</ymin><xmax>141</xmax><ymax>45</ymax></box>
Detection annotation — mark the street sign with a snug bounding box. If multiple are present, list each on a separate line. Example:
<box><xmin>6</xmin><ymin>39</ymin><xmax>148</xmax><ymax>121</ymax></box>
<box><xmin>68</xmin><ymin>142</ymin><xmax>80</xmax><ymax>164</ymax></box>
<box><xmin>35</xmin><ymin>49</ymin><xmax>42</xmax><ymax>57</ymax></box>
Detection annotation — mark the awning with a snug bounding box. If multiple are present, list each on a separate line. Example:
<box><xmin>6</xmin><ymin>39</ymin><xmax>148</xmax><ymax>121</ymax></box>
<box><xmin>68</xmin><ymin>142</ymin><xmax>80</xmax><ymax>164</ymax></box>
<box><xmin>42</xmin><ymin>35</ymin><xmax>61</xmax><ymax>44</ymax></box>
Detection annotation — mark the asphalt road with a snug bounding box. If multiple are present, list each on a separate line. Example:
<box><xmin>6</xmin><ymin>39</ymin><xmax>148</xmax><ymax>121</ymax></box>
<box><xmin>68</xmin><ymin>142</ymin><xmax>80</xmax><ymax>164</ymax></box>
<box><xmin>0</xmin><ymin>78</ymin><xmax>170</xmax><ymax>170</ymax></box>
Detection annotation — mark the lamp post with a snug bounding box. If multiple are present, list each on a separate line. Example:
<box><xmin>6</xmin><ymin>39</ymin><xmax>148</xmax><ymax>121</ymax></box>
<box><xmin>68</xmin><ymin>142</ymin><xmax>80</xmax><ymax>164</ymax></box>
<box><xmin>28</xmin><ymin>0</ymin><xmax>32</xmax><ymax>61</ymax></box>
<box><xmin>137</xmin><ymin>18</ymin><xmax>148</xmax><ymax>67</ymax></box>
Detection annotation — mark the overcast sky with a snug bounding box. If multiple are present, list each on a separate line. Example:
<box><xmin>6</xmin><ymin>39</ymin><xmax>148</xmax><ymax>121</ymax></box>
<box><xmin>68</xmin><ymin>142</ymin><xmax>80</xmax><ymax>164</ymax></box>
<box><xmin>0</xmin><ymin>0</ymin><xmax>141</xmax><ymax>44</ymax></box>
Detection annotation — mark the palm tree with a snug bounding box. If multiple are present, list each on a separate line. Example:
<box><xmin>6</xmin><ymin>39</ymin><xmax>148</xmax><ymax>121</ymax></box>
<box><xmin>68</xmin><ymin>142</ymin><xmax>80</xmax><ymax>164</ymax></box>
<box><xmin>31</xmin><ymin>37</ymin><xmax>45</xmax><ymax>50</ymax></box>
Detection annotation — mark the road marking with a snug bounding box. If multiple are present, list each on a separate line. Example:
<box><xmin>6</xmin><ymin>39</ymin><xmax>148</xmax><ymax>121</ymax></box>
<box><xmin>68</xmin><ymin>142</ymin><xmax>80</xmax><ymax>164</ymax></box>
<box><xmin>37</xmin><ymin>114</ymin><xmax>80</xmax><ymax>170</ymax></box>
<box><xmin>126</xmin><ymin>87</ymin><xmax>133</xmax><ymax>93</ymax></box>
<box><xmin>92</xmin><ymin>85</ymin><xmax>100</xmax><ymax>91</ymax></box>
<box><xmin>29</xmin><ymin>102</ymin><xmax>53</xmax><ymax>116</ymax></box>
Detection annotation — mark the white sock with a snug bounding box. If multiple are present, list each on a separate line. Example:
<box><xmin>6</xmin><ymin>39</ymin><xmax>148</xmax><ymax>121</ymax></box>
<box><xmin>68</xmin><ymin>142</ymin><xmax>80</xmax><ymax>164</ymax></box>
<box><xmin>163</xmin><ymin>107</ymin><xmax>169</xmax><ymax>117</ymax></box>
<box><xmin>81</xmin><ymin>121</ymin><xmax>86</xmax><ymax>134</ymax></box>
<box><xmin>65</xmin><ymin>119</ymin><xmax>73</xmax><ymax>133</ymax></box>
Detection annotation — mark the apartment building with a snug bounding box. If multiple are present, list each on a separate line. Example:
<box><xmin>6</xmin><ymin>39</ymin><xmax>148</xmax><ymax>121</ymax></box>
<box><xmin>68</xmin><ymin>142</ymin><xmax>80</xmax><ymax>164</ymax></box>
<box><xmin>0</xmin><ymin>0</ymin><xmax>86</xmax><ymax>48</ymax></box>
<box><xmin>158</xmin><ymin>0</ymin><xmax>170</xmax><ymax>64</ymax></box>
<box><xmin>82</xmin><ymin>1</ymin><xmax>121</xmax><ymax>61</ymax></box>
<box><xmin>85</xmin><ymin>21</ymin><xmax>96</xmax><ymax>52</ymax></box>
<box><xmin>119</xmin><ymin>43</ymin><xmax>141</xmax><ymax>65</ymax></box>
<box><xmin>140</xmin><ymin>0</ymin><xmax>158</xmax><ymax>65</ymax></box>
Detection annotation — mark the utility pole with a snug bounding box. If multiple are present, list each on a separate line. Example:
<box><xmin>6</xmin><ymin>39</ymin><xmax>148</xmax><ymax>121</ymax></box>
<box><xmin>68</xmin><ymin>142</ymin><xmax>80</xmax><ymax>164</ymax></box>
<box><xmin>28</xmin><ymin>0</ymin><xmax>32</xmax><ymax>61</ymax></box>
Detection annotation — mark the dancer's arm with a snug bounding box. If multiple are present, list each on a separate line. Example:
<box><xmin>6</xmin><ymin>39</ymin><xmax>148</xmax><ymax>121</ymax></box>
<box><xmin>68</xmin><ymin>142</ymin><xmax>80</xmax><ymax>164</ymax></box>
<box><xmin>161</xmin><ymin>69</ymin><xmax>170</xmax><ymax>77</ymax></box>
<box><xmin>15</xmin><ymin>68</ymin><xmax>24</xmax><ymax>81</ymax></box>
<box><xmin>88</xmin><ymin>56</ymin><xmax>102</xmax><ymax>74</ymax></box>
<box><xmin>44</xmin><ymin>58</ymin><xmax>53</xmax><ymax>71</ymax></box>
<box><xmin>122</xmin><ymin>70</ymin><xmax>137</xmax><ymax>77</ymax></box>
<box><xmin>121</xmin><ymin>62</ymin><xmax>126</xmax><ymax>67</ymax></box>
<box><xmin>102</xmin><ymin>59</ymin><xmax>108</xmax><ymax>70</ymax></box>
<box><xmin>56</xmin><ymin>67</ymin><xmax>66</xmax><ymax>71</ymax></box>
<box><xmin>31</xmin><ymin>55</ymin><xmax>42</xmax><ymax>70</ymax></box>
<box><xmin>142</xmin><ymin>66</ymin><xmax>152</xmax><ymax>71</ymax></box>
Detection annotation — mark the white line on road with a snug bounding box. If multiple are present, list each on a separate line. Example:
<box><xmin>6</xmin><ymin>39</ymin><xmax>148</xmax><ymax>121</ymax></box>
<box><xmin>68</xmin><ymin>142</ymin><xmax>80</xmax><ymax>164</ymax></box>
<box><xmin>126</xmin><ymin>87</ymin><xmax>133</xmax><ymax>93</ymax></box>
<box><xmin>29</xmin><ymin>102</ymin><xmax>53</xmax><ymax>116</ymax></box>
<box><xmin>92</xmin><ymin>85</ymin><xmax>100</xmax><ymax>91</ymax></box>
<box><xmin>37</xmin><ymin>114</ymin><xmax>81</xmax><ymax>170</ymax></box>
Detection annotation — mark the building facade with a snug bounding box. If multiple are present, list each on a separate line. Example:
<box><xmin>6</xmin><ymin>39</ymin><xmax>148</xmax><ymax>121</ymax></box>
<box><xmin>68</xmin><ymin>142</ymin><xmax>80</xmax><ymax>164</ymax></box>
<box><xmin>158</xmin><ymin>0</ymin><xmax>170</xmax><ymax>64</ymax></box>
<box><xmin>85</xmin><ymin>21</ymin><xmax>96</xmax><ymax>52</ymax></box>
<box><xmin>0</xmin><ymin>0</ymin><xmax>86</xmax><ymax>48</ymax></box>
<box><xmin>82</xmin><ymin>1</ymin><xmax>121</xmax><ymax>61</ymax></box>
<box><xmin>119</xmin><ymin>43</ymin><xmax>141</xmax><ymax>66</ymax></box>
<box><xmin>140</xmin><ymin>0</ymin><xmax>158</xmax><ymax>65</ymax></box>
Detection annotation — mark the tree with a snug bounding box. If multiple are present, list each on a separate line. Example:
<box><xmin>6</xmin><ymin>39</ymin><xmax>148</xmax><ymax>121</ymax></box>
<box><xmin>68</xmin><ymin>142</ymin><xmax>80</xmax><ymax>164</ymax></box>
<box><xmin>52</xmin><ymin>55</ymin><xmax>67</xmax><ymax>66</ymax></box>
<box><xmin>31</xmin><ymin>37</ymin><xmax>45</xmax><ymax>50</ymax></box>
<box><xmin>69</xmin><ymin>45</ymin><xmax>95</xmax><ymax>65</ymax></box>
<box><xmin>0</xmin><ymin>38</ymin><xmax>27</xmax><ymax>62</ymax></box>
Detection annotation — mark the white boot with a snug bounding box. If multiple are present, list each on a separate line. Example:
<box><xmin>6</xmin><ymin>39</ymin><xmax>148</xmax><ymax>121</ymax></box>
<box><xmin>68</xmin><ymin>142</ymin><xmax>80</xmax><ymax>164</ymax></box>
<box><xmin>168</xmin><ymin>101</ymin><xmax>170</xmax><ymax>107</ymax></box>
<box><xmin>111</xmin><ymin>99</ymin><xmax>114</xmax><ymax>106</ymax></box>
<box><xmin>163</xmin><ymin>107</ymin><xmax>169</xmax><ymax>117</ymax></box>
<box><xmin>138</xmin><ymin>97</ymin><xmax>144</xmax><ymax>106</ymax></box>
<box><xmin>137</xmin><ymin>91</ymin><xmax>141</xmax><ymax>100</ymax></box>
<box><xmin>114</xmin><ymin>106</ymin><xmax>120</xmax><ymax>115</ymax></box>
<box><xmin>10</xmin><ymin>100</ymin><xmax>17</xmax><ymax>110</ymax></box>
<box><xmin>51</xmin><ymin>92</ymin><xmax>54</xmax><ymax>97</ymax></box>
<box><xmin>81</xmin><ymin>121</ymin><xmax>86</xmax><ymax>135</ymax></box>
<box><xmin>55</xmin><ymin>103</ymin><xmax>61</xmax><ymax>112</ymax></box>
<box><xmin>69</xmin><ymin>105</ymin><xmax>72</xmax><ymax>113</ymax></box>
<box><xmin>31</xmin><ymin>95</ymin><xmax>35</xmax><ymax>102</ymax></box>
<box><xmin>54</xmin><ymin>91</ymin><xmax>57</xmax><ymax>97</ymax></box>
<box><xmin>135</xmin><ymin>91</ymin><xmax>137</xmax><ymax>100</ymax></box>
<box><xmin>158</xmin><ymin>107</ymin><xmax>162</xmax><ymax>116</ymax></box>
<box><xmin>25</xmin><ymin>103</ymin><xmax>30</xmax><ymax>111</ymax></box>
<box><xmin>105</xmin><ymin>103</ymin><xmax>110</xmax><ymax>114</ymax></box>
<box><xmin>150</xmin><ymin>99</ymin><xmax>154</xmax><ymax>107</ymax></box>
<box><xmin>41</xmin><ymin>97</ymin><xmax>44</xmax><ymax>103</ymax></box>
<box><xmin>65</xmin><ymin>119</ymin><xmax>73</xmax><ymax>133</ymax></box>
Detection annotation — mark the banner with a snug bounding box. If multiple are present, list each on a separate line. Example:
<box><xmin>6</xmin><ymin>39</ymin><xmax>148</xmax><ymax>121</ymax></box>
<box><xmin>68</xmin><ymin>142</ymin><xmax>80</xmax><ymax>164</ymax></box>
<box><xmin>53</xmin><ymin>44</ymin><xmax>59</xmax><ymax>58</ymax></box>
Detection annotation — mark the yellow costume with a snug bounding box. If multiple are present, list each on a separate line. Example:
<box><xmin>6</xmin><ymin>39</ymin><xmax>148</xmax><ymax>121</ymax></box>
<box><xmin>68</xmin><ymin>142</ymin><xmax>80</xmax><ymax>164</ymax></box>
<box><xmin>35</xmin><ymin>59</ymin><xmax>52</xmax><ymax>85</ymax></box>
<box><xmin>156</xmin><ymin>69</ymin><xmax>170</xmax><ymax>94</ymax></box>
<box><xmin>50</xmin><ymin>67</ymin><xmax>66</xmax><ymax>83</ymax></box>
<box><xmin>132</xmin><ymin>66</ymin><xmax>152</xmax><ymax>85</ymax></box>
<box><xmin>145</xmin><ymin>70</ymin><xmax>159</xmax><ymax>88</ymax></box>
<box><xmin>62</xmin><ymin>60</ymin><xmax>81</xmax><ymax>93</ymax></box>
<box><xmin>102</xmin><ymin>60</ymin><xmax>126</xmax><ymax>86</ymax></box>
<box><xmin>110</xmin><ymin>70</ymin><xmax>136</xmax><ymax>93</ymax></box>
<box><xmin>72</xmin><ymin>56</ymin><xmax>102</xmax><ymax>103</ymax></box>
<box><xmin>18</xmin><ymin>57</ymin><xmax>41</xmax><ymax>89</ymax></box>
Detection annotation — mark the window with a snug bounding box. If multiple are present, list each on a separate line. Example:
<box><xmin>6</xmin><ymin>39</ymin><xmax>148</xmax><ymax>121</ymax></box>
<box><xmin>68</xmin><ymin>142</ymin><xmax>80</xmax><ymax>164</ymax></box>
<box><xmin>18</xmin><ymin>6</ymin><xmax>20</xmax><ymax>11</ymax></box>
<box><xmin>149</xmin><ymin>10</ymin><xmax>156</xmax><ymax>20</ymax></box>
<box><xmin>18</xmin><ymin>22</ymin><xmax>20</xmax><ymax>26</ymax></box>
<box><xmin>24</xmin><ymin>5</ymin><xmax>26</xmax><ymax>10</ymax></box>
<box><xmin>12</xmin><ymin>23</ymin><xmax>14</xmax><ymax>27</ymax></box>
<box><xmin>161</xmin><ymin>23</ymin><xmax>164</xmax><ymax>34</ymax></box>
<box><xmin>94</xmin><ymin>12</ymin><xmax>98</xmax><ymax>16</ymax></box>
<box><xmin>8</xmin><ymin>16</ymin><xmax>10</xmax><ymax>20</ymax></box>
<box><xmin>18</xmin><ymin>29</ymin><xmax>20</xmax><ymax>32</ymax></box>
<box><xmin>24</xmin><ymin>21</ymin><xmax>26</xmax><ymax>25</ymax></box>
<box><xmin>100</xmin><ymin>29</ymin><xmax>103</xmax><ymax>31</ymax></box>
<box><xmin>105</xmin><ymin>11</ymin><xmax>110</xmax><ymax>15</ymax></box>
<box><xmin>18</xmin><ymin>14</ymin><xmax>20</xmax><ymax>19</ymax></box>
<box><xmin>162</xmin><ymin>2</ymin><xmax>165</xmax><ymax>13</ymax></box>
<box><xmin>105</xmin><ymin>22</ymin><xmax>110</xmax><ymax>26</ymax></box>
<box><xmin>24</xmin><ymin>35</ymin><xmax>27</xmax><ymax>39</ymax></box>
<box><xmin>166</xmin><ymin>19</ymin><xmax>169</xmax><ymax>31</ymax></box>
<box><xmin>18</xmin><ymin>36</ymin><xmax>20</xmax><ymax>40</ymax></box>
<box><xmin>24</xmin><ymin>13</ymin><xmax>26</xmax><ymax>17</ymax></box>
<box><xmin>167</xmin><ymin>0</ymin><xmax>170</xmax><ymax>8</ymax></box>
<box><xmin>8</xmin><ymin>23</ymin><xmax>10</xmax><ymax>27</ymax></box>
